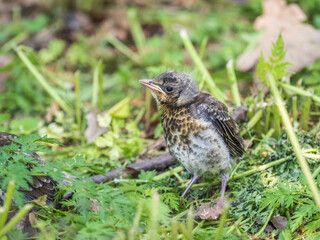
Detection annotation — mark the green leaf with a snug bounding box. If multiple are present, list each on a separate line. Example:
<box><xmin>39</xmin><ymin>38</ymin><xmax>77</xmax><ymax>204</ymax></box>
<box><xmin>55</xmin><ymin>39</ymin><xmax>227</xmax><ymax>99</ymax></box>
<box><xmin>22</xmin><ymin>15</ymin><xmax>49</xmax><ymax>33</ymax></box>
<box><xmin>139</xmin><ymin>170</ymin><xmax>157</xmax><ymax>180</ymax></box>
<box><xmin>10</xmin><ymin>117</ymin><xmax>43</xmax><ymax>134</ymax></box>
<box><xmin>305</xmin><ymin>217</ymin><xmax>320</xmax><ymax>235</ymax></box>
<box><xmin>0</xmin><ymin>113</ymin><xmax>11</xmax><ymax>125</ymax></box>
<box><xmin>279</xmin><ymin>228</ymin><xmax>293</xmax><ymax>240</ymax></box>
<box><xmin>257</xmin><ymin>33</ymin><xmax>292</xmax><ymax>84</ymax></box>
<box><xmin>39</xmin><ymin>39</ymin><xmax>66</xmax><ymax>63</ymax></box>
<box><xmin>291</xmin><ymin>200</ymin><xmax>317</xmax><ymax>232</ymax></box>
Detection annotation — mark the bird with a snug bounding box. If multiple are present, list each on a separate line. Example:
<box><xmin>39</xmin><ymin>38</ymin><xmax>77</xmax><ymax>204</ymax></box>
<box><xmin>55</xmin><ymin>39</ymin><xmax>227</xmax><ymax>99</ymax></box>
<box><xmin>139</xmin><ymin>71</ymin><xmax>245</xmax><ymax>199</ymax></box>
<box><xmin>0</xmin><ymin>132</ymin><xmax>57</xmax><ymax>205</ymax></box>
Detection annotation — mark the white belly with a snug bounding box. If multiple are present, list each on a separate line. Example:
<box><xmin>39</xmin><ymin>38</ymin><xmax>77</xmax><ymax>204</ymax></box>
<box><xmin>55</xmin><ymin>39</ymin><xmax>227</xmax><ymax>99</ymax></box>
<box><xmin>168</xmin><ymin>128</ymin><xmax>232</xmax><ymax>176</ymax></box>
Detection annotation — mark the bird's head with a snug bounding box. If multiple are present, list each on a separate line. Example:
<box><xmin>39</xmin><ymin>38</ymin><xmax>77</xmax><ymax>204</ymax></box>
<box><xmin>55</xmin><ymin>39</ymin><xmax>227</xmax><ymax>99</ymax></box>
<box><xmin>139</xmin><ymin>71</ymin><xmax>199</xmax><ymax>107</ymax></box>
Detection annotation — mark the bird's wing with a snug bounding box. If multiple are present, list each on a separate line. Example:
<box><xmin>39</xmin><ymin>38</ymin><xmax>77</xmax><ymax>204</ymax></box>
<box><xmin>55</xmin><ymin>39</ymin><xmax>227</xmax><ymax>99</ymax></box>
<box><xmin>195</xmin><ymin>93</ymin><xmax>245</xmax><ymax>157</ymax></box>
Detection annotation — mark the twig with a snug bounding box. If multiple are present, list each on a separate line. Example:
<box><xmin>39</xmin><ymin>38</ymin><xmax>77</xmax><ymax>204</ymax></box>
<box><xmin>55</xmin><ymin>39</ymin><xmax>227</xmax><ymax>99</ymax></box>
<box><xmin>90</xmin><ymin>153</ymin><xmax>177</xmax><ymax>184</ymax></box>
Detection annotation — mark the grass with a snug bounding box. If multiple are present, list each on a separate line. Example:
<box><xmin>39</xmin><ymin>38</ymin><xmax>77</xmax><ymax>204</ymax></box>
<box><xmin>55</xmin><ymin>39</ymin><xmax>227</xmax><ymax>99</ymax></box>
<box><xmin>1</xmin><ymin>1</ymin><xmax>320</xmax><ymax>239</ymax></box>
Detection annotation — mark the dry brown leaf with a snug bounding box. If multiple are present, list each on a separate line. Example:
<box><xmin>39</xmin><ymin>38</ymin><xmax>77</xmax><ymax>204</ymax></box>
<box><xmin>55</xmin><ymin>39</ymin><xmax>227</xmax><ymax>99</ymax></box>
<box><xmin>237</xmin><ymin>0</ymin><xmax>320</xmax><ymax>72</ymax></box>
<box><xmin>45</xmin><ymin>101</ymin><xmax>60</xmax><ymax>122</ymax></box>
<box><xmin>29</xmin><ymin>195</ymin><xmax>47</xmax><ymax>207</ymax></box>
<box><xmin>90</xmin><ymin>198</ymin><xmax>100</xmax><ymax>213</ymax></box>
<box><xmin>194</xmin><ymin>197</ymin><xmax>227</xmax><ymax>220</ymax></box>
<box><xmin>84</xmin><ymin>111</ymin><xmax>109</xmax><ymax>143</ymax></box>
<box><xmin>28</xmin><ymin>212</ymin><xmax>38</xmax><ymax>226</ymax></box>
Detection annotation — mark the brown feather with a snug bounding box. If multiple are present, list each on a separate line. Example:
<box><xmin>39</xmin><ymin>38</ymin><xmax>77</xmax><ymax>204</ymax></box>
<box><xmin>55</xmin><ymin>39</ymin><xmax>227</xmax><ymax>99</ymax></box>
<box><xmin>195</xmin><ymin>92</ymin><xmax>245</xmax><ymax>157</ymax></box>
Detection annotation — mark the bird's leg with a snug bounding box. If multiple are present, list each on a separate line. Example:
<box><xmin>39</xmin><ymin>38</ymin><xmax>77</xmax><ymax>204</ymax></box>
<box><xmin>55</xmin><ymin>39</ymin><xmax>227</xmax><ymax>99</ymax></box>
<box><xmin>181</xmin><ymin>175</ymin><xmax>199</xmax><ymax>199</ymax></box>
<box><xmin>220</xmin><ymin>177</ymin><xmax>228</xmax><ymax>198</ymax></box>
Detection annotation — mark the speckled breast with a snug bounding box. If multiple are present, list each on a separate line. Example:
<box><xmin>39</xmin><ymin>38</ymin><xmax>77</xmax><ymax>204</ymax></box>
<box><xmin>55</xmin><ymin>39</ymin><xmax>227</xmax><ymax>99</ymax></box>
<box><xmin>161</xmin><ymin>107</ymin><xmax>232</xmax><ymax>176</ymax></box>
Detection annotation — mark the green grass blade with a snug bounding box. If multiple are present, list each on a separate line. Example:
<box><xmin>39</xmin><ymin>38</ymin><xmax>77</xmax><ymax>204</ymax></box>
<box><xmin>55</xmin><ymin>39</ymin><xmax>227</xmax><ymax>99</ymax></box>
<box><xmin>127</xmin><ymin>8</ymin><xmax>146</xmax><ymax>57</ymax></box>
<box><xmin>214</xmin><ymin>205</ymin><xmax>229</xmax><ymax>240</ymax></box>
<box><xmin>1</xmin><ymin>32</ymin><xmax>28</xmax><ymax>53</ymax></box>
<box><xmin>106</xmin><ymin>34</ymin><xmax>140</xmax><ymax>64</ymax></box>
<box><xmin>180</xmin><ymin>30</ymin><xmax>227</xmax><ymax>102</ymax></box>
<box><xmin>280</xmin><ymin>82</ymin><xmax>320</xmax><ymax>105</ymax></box>
<box><xmin>227</xmin><ymin>60</ymin><xmax>241</xmax><ymax>106</ymax></box>
<box><xmin>14</xmin><ymin>46</ymin><xmax>72</xmax><ymax>114</ymax></box>
<box><xmin>268</xmin><ymin>73</ymin><xmax>320</xmax><ymax>210</ymax></box>
<box><xmin>0</xmin><ymin>181</ymin><xmax>15</xmax><ymax>229</ymax></box>
<box><xmin>98</xmin><ymin>60</ymin><xmax>104</xmax><ymax>110</ymax></box>
<box><xmin>0</xmin><ymin>204</ymin><xmax>33</xmax><ymax>238</ymax></box>
<box><xmin>75</xmin><ymin>71</ymin><xmax>82</xmax><ymax>136</ymax></box>
<box><xmin>240</xmin><ymin>109</ymin><xmax>263</xmax><ymax>136</ymax></box>
<box><xmin>92</xmin><ymin>64</ymin><xmax>99</xmax><ymax>108</ymax></box>
<box><xmin>300</xmin><ymin>96</ymin><xmax>312</xmax><ymax>131</ymax></box>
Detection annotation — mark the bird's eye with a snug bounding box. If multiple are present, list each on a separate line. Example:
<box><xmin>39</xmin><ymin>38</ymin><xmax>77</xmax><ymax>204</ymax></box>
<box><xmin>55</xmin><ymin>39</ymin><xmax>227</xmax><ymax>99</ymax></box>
<box><xmin>166</xmin><ymin>86</ymin><xmax>173</xmax><ymax>92</ymax></box>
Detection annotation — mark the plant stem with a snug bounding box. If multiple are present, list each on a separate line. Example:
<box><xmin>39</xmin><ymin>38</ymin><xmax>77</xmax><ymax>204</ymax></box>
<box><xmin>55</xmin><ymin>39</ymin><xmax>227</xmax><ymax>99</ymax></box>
<box><xmin>253</xmin><ymin>128</ymin><xmax>275</xmax><ymax>154</ymax></box>
<box><xmin>153</xmin><ymin>166</ymin><xmax>184</xmax><ymax>181</ymax></box>
<box><xmin>312</xmin><ymin>165</ymin><xmax>320</xmax><ymax>179</ymax></box>
<box><xmin>199</xmin><ymin>37</ymin><xmax>208</xmax><ymax>60</ymax></box>
<box><xmin>192</xmin><ymin>157</ymin><xmax>289</xmax><ymax>188</ymax></box>
<box><xmin>300</xmin><ymin>96</ymin><xmax>312</xmax><ymax>131</ymax></box>
<box><xmin>241</xmin><ymin>109</ymin><xmax>263</xmax><ymax>136</ymax></box>
<box><xmin>227</xmin><ymin>60</ymin><xmax>241</xmax><ymax>106</ymax></box>
<box><xmin>106</xmin><ymin>34</ymin><xmax>140</xmax><ymax>64</ymax></box>
<box><xmin>186</xmin><ymin>209</ymin><xmax>194</xmax><ymax>240</ymax></box>
<box><xmin>1</xmin><ymin>32</ymin><xmax>28</xmax><ymax>53</ymax></box>
<box><xmin>127</xmin><ymin>8</ymin><xmax>145</xmax><ymax>57</ymax></box>
<box><xmin>98</xmin><ymin>60</ymin><xmax>104</xmax><ymax>110</ymax></box>
<box><xmin>268</xmin><ymin>73</ymin><xmax>320</xmax><ymax>210</ymax></box>
<box><xmin>285</xmin><ymin>210</ymin><xmax>291</xmax><ymax>229</ymax></box>
<box><xmin>128</xmin><ymin>201</ymin><xmax>143</xmax><ymax>240</ymax></box>
<box><xmin>134</xmin><ymin>107</ymin><xmax>145</xmax><ymax>125</ymax></box>
<box><xmin>279</xmin><ymin>82</ymin><xmax>320</xmax><ymax>105</ymax></box>
<box><xmin>75</xmin><ymin>71</ymin><xmax>81</xmax><ymax>138</ymax></box>
<box><xmin>180</xmin><ymin>30</ymin><xmax>227</xmax><ymax>102</ymax></box>
<box><xmin>14</xmin><ymin>46</ymin><xmax>72</xmax><ymax>114</ymax></box>
<box><xmin>264</xmin><ymin>105</ymin><xmax>271</xmax><ymax>133</ymax></box>
<box><xmin>214</xmin><ymin>205</ymin><xmax>229</xmax><ymax>240</ymax></box>
<box><xmin>255</xmin><ymin>207</ymin><xmax>274</xmax><ymax>237</ymax></box>
<box><xmin>0</xmin><ymin>204</ymin><xmax>33</xmax><ymax>238</ymax></box>
<box><xmin>148</xmin><ymin>192</ymin><xmax>159</xmax><ymax>239</ymax></box>
<box><xmin>273</xmin><ymin>105</ymin><xmax>281</xmax><ymax>138</ymax></box>
<box><xmin>92</xmin><ymin>64</ymin><xmax>99</xmax><ymax>108</ymax></box>
<box><xmin>0</xmin><ymin>181</ymin><xmax>15</xmax><ymax>229</ymax></box>
<box><xmin>292</xmin><ymin>96</ymin><xmax>298</xmax><ymax>122</ymax></box>
<box><xmin>310</xmin><ymin>120</ymin><xmax>320</xmax><ymax>135</ymax></box>
<box><xmin>145</xmin><ymin>90</ymin><xmax>151</xmax><ymax>129</ymax></box>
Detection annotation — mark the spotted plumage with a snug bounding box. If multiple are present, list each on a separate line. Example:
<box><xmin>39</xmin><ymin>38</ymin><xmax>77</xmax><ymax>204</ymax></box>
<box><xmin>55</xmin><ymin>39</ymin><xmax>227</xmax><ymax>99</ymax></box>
<box><xmin>139</xmin><ymin>71</ymin><xmax>245</xmax><ymax>199</ymax></box>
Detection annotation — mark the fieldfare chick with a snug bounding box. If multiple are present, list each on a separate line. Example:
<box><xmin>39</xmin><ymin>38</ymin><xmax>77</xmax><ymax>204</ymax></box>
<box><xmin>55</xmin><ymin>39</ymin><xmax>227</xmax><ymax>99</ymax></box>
<box><xmin>139</xmin><ymin>71</ymin><xmax>245</xmax><ymax>199</ymax></box>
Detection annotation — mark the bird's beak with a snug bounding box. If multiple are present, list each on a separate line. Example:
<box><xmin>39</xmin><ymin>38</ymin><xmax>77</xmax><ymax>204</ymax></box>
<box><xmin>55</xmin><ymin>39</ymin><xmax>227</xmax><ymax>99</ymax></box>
<box><xmin>139</xmin><ymin>79</ymin><xmax>165</xmax><ymax>94</ymax></box>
